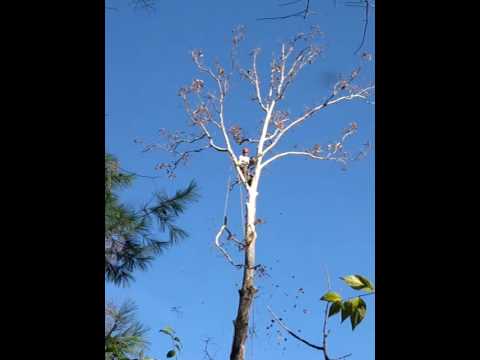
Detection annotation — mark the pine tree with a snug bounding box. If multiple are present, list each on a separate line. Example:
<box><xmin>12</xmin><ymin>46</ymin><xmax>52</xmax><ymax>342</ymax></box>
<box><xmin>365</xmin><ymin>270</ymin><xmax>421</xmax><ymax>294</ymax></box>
<box><xmin>105</xmin><ymin>153</ymin><xmax>198</xmax><ymax>286</ymax></box>
<box><xmin>105</xmin><ymin>300</ymin><xmax>150</xmax><ymax>360</ymax></box>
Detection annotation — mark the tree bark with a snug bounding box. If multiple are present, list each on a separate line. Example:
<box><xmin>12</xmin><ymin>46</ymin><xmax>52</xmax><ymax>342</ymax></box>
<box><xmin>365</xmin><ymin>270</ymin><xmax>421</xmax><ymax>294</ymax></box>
<box><xmin>229</xmin><ymin>185</ymin><xmax>258</xmax><ymax>360</ymax></box>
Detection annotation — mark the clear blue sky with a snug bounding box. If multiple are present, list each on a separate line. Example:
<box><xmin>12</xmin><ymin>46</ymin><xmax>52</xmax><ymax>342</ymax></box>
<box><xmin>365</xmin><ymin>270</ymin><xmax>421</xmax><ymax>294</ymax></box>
<box><xmin>106</xmin><ymin>1</ymin><xmax>375</xmax><ymax>359</ymax></box>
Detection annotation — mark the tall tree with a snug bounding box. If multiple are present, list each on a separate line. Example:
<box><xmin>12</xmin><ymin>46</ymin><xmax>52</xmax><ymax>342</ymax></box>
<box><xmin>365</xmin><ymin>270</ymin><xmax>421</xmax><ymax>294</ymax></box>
<box><xmin>105</xmin><ymin>153</ymin><xmax>199</xmax><ymax>286</ymax></box>
<box><xmin>150</xmin><ymin>26</ymin><xmax>374</xmax><ymax>360</ymax></box>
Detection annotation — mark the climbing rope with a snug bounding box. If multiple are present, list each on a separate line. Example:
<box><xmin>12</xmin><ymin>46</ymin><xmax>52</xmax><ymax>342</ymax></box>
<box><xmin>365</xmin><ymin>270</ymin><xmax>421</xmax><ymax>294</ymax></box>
<box><xmin>223</xmin><ymin>175</ymin><xmax>232</xmax><ymax>226</ymax></box>
<box><xmin>239</xmin><ymin>183</ymin><xmax>245</xmax><ymax>231</ymax></box>
<box><xmin>222</xmin><ymin>164</ymin><xmax>247</xmax><ymax>231</ymax></box>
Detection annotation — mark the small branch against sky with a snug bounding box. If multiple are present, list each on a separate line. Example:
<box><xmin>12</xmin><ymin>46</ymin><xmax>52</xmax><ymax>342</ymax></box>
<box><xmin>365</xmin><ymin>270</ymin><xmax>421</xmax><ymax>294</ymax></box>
<box><xmin>118</xmin><ymin>166</ymin><xmax>163</xmax><ymax>179</ymax></box>
<box><xmin>345</xmin><ymin>1</ymin><xmax>374</xmax><ymax>54</ymax></box>
<box><xmin>202</xmin><ymin>337</ymin><xmax>218</xmax><ymax>360</ymax></box>
<box><xmin>267</xmin><ymin>303</ymin><xmax>352</xmax><ymax>360</ymax></box>
<box><xmin>258</xmin><ymin>1</ymin><xmax>374</xmax><ymax>55</ymax></box>
<box><xmin>267</xmin><ymin>305</ymin><xmax>325</xmax><ymax>351</ymax></box>
<box><xmin>257</xmin><ymin>0</ymin><xmax>313</xmax><ymax>20</ymax></box>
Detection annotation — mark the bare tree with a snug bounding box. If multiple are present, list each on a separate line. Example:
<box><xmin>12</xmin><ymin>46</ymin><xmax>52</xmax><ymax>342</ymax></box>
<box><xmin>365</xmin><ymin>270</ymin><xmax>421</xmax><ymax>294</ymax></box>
<box><xmin>149</xmin><ymin>26</ymin><xmax>374</xmax><ymax>360</ymax></box>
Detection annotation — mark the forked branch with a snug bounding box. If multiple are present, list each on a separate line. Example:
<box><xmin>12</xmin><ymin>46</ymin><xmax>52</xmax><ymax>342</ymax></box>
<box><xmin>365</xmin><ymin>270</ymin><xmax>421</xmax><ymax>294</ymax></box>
<box><xmin>267</xmin><ymin>305</ymin><xmax>352</xmax><ymax>360</ymax></box>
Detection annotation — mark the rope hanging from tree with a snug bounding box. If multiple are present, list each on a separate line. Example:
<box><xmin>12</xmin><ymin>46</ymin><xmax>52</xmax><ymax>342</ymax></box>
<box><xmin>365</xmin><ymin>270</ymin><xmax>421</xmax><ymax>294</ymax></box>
<box><xmin>222</xmin><ymin>166</ymin><xmax>247</xmax><ymax>230</ymax></box>
<box><xmin>223</xmin><ymin>175</ymin><xmax>232</xmax><ymax>226</ymax></box>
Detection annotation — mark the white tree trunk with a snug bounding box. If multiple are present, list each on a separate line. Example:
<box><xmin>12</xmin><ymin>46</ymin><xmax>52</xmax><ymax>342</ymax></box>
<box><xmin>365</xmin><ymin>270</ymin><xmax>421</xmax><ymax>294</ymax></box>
<box><xmin>229</xmin><ymin>176</ymin><xmax>260</xmax><ymax>360</ymax></box>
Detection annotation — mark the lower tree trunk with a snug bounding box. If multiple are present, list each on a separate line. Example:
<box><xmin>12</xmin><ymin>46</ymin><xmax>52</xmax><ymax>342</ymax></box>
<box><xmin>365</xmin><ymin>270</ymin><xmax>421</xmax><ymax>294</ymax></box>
<box><xmin>229</xmin><ymin>267</ymin><xmax>256</xmax><ymax>360</ymax></box>
<box><xmin>229</xmin><ymin>194</ymin><xmax>257</xmax><ymax>360</ymax></box>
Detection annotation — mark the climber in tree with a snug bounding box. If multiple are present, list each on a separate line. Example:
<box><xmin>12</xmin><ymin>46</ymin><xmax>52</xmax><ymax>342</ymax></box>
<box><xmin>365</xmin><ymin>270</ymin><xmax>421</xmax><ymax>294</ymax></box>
<box><xmin>238</xmin><ymin>147</ymin><xmax>256</xmax><ymax>185</ymax></box>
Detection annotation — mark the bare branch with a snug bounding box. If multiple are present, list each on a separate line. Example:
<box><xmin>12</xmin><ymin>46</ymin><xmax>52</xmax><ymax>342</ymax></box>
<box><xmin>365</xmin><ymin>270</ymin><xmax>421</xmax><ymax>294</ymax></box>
<box><xmin>191</xmin><ymin>52</ymin><xmax>234</xmax><ymax>150</ymax></box>
<box><xmin>263</xmin><ymin>85</ymin><xmax>374</xmax><ymax>157</ymax></box>
<box><xmin>256</xmin><ymin>29</ymin><xmax>325</xmax><ymax>158</ymax></box>
<box><xmin>214</xmin><ymin>224</ymin><xmax>244</xmax><ymax>268</ymax></box>
<box><xmin>343</xmin><ymin>291</ymin><xmax>375</xmax><ymax>302</ymax></box>
<box><xmin>321</xmin><ymin>303</ymin><xmax>330</xmax><ymax>358</ymax></box>
<box><xmin>202</xmin><ymin>337</ymin><xmax>217</xmax><ymax>360</ymax></box>
<box><xmin>155</xmin><ymin>145</ymin><xmax>210</xmax><ymax>179</ymax></box>
<box><xmin>148</xmin><ymin>126</ymin><xmax>227</xmax><ymax>177</ymax></box>
<box><xmin>352</xmin><ymin>1</ymin><xmax>371</xmax><ymax>55</ymax></box>
<box><xmin>265</xmin><ymin>28</ymin><xmax>323</xmax><ymax>104</ymax></box>
<box><xmin>261</xmin><ymin>151</ymin><xmax>342</xmax><ymax>168</ymax></box>
<box><xmin>191</xmin><ymin>50</ymin><xmax>250</xmax><ymax>184</ymax></box>
<box><xmin>229</xmin><ymin>125</ymin><xmax>260</xmax><ymax>145</ymax></box>
<box><xmin>118</xmin><ymin>166</ymin><xmax>162</xmax><ymax>180</ymax></box>
<box><xmin>262</xmin><ymin>120</ymin><xmax>361</xmax><ymax>169</ymax></box>
<box><xmin>257</xmin><ymin>0</ymin><xmax>313</xmax><ymax>20</ymax></box>
<box><xmin>279</xmin><ymin>0</ymin><xmax>304</xmax><ymax>6</ymax></box>
<box><xmin>267</xmin><ymin>305</ymin><xmax>352</xmax><ymax>360</ymax></box>
<box><xmin>264</xmin><ymin>128</ymin><xmax>281</xmax><ymax>142</ymax></box>
<box><xmin>279</xmin><ymin>44</ymin><xmax>322</xmax><ymax>100</ymax></box>
<box><xmin>267</xmin><ymin>306</ymin><xmax>325</xmax><ymax>351</ymax></box>
<box><xmin>240</xmin><ymin>49</ymin><xmax>268</xmax><ymax>112</ymax></box>
<box><xmin>198</xmin><ymin>123</ymin><xmax>229</xmax><ymax>152</ymax></box>
<box><xmin>230</xmin><ymin>25</ymin><xmax>246</xmax><ymax>73</ymax></box>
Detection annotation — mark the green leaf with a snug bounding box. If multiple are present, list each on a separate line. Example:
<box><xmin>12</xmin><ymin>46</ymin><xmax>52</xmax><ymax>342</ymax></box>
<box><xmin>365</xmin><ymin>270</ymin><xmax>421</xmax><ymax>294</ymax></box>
<box><xmin>173</xmin><ymin>336</ymin><xmax>181</xmax><ymax>343</ymax></box>
<box><xmin>159</xmin><ymin>326</ymin><xmax>175</xmax><ymax>336</ymax></box>
<box><xmin>350</xmin><ymin>298</ymin><xmax>367</xmax><ymax>330</ymax></box>
<box><xmin>328</xmin><ymin>301</ymin><xmax>342</xmax><ymax>317</ymax></box>
<box><xmin>174</xmin><ymin>343</ymin><xmax>182</xmax><ymax>351</ymax></box>
<box><xmin>341</xmin><ymin>275</ymin><xmax>374</xmax><ymax>292</ymax></box>
<box><xmin>341</xmin><ymin>300</ymin><xmax>353</xmax><ymax>322</ymax></box>
<box><xmin>355</xmin><ymin>274</ymin><xmax>375</xmax><ymax>292</ymax></box>
<box><xmin>320</xmin><ymin>291</ymin><xmax>342</xmax><ymax>303</ymax></box>
<box><xmin>350</xmin><ymin>297</ymin><xmax>361</xmax><ymax>310</ymax></box>
<box><xmin>340</xmin><ymin>275</ymin><xmax>365</xmax><ymax>290</ymax></box>
<box><xmin>166</xmin><ymin>349</ymin><xmax>176</xmax><ymax>358</ymax></box>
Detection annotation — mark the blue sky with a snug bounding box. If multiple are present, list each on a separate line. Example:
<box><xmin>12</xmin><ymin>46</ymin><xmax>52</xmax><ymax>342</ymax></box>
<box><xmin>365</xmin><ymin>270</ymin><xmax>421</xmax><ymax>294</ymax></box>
<box><xmin>106</xmin><ymin>1</ymin><xmax>375</xmax><ymax>359</ymax></box>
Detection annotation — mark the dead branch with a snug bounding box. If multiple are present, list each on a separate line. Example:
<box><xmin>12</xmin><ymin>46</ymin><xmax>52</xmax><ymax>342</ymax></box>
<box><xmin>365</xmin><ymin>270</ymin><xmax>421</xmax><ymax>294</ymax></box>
<box><xmin>240</xmin><ymin>49</ymin><xmax>268</xmax><ymax>112</ymax></box>
<box><xmin>267</xmin><ymin>306</ymin><xmax>325</xmax><ymax>351</ymax></box>
<box><xmin>202</xmin><ymin>337</ymin><xmax>217</xmax><ymax>360</ymax></box>
<box><xmin>257</xmin><ymin>0</ymin><xmax>374</xmax><ymax>56</ymax></box>
<box><xmin>346</xmin><ymin>1</ymin><xmax>374</xmax><ymax>55</ymax></box>
<box><xmin>261</xmin><ymin>85</ymin><xmax>374</xmax><ymax>160</ymax></box>
<box><xmin>261</xmin><ymin>121</ymin><xmax>360</xmax><ymax>169</ymax></box>
<box><xmin>257</xmin><ymin>0</ymin><xmax>313</xmax><ymax>20</ymax></box>
<box><xmin>214</xmin><ymin>224</ymin><xmax>244</xmax><ymax>268</ymax></box>
<box><xmin>267</xmin><ymin>305</ymin><xmax>352</xmax><ymax>360</ymax></box>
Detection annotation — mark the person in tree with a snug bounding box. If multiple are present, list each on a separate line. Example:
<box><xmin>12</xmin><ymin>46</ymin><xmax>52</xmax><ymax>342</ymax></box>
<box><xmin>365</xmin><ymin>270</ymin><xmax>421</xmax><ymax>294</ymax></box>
<box><xmin>238</xmin><ymin>147</ymin><xmax>256</xmax><ymax>185</ymax></box>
